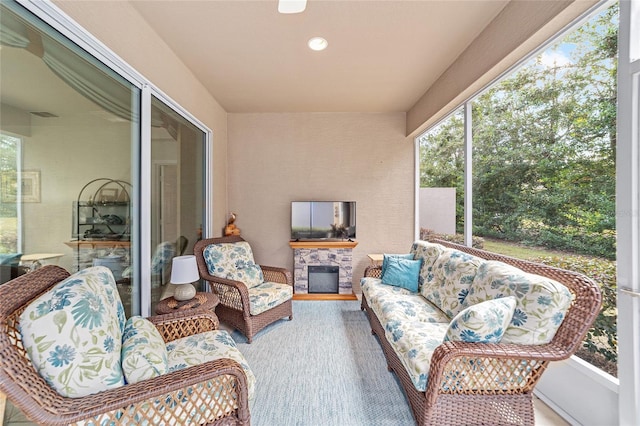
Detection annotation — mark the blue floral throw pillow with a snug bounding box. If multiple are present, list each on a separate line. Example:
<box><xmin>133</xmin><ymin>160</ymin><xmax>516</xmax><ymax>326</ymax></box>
<box><xmin>444</xmin><ymin>296</ymin><xmax>517</xmax><ymax>343</ymax></box>
<box><xmin>121</xmin><ymin>316</ymin><xmax>169</xmax><ymax>384</ymax></box>
<box><xmin>19</xmin><ymin>266</ymin><xmax>125</xmax><ymax>397</ymax></box>
<box><xmin>381</xmin><ymin>256</ymin><xmax>423</xmax><ymax>293</ymax></box>
<box><xmin>203</xmin><ymin>241</ymin><xmax>264</xmax><ymax>288</ymax></box>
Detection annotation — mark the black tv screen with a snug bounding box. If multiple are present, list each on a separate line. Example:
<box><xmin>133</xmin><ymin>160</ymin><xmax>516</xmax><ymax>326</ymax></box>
<box><xmin>291</xmin><ymin>201</ymin><xmax>356</xmax><ymax>240</ymax></box>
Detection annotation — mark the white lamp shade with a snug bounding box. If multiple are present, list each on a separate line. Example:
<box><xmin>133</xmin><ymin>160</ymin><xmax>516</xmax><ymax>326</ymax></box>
<box><xmin>170</xmin><ymin>255</ymin><xmax>199</xmax><ymax>284</ymax></box>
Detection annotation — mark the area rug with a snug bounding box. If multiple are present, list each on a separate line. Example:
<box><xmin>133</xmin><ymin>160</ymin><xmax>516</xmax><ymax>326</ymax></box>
<box><xmin>231</xmin><ymin>300</ymin><xmax>415</xmax><ymax>426</ymax></box>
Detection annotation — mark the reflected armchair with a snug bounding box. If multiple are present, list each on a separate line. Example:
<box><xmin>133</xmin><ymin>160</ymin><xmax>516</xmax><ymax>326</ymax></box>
<box><xmin>194</xmin><ymin>236</ymin><xmax>293</xmax><ymax>343</ymax></box>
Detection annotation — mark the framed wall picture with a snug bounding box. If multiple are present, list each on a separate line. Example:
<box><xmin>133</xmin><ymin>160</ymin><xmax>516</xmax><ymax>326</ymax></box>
<box><xmin>0</xmin><ymin>171</ymin><xmax>40</xmax><ymax>203</ymax></box>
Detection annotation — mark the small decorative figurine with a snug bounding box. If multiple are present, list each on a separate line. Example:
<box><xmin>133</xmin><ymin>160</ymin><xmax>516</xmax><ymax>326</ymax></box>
<box><xmin>224</xmin><ymin>212</ymin><xmax>241</xmax><ymax>236</ymax></box>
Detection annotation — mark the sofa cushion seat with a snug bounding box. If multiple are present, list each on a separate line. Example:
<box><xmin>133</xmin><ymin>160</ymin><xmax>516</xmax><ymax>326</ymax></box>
<box><xmin>384</xmin><ymin>320</ymin><xmax>449</xmax><ymax>392</ymax></box>
<box><xmin>361</xmin><ymin>277</ymin><xmax>417</xmax><ymax>318</ymax></box>
<box><xmin>166</xmin><ymin>329</ymin><xmax>256</xmax><ymax>400</ymax></box>
<box><xmin>247</xmin><ymin>281</ymin><xmax>293</xmax><ymax>316</ymax></box>
<box><xmin>464</xmin><ymin>261</ymin><xmax>573</xmax><ymax>345</ymax></box>
<box><xmin>422</xmin><ymin>248</ymin><xmax>483</xmax><ymax>318</ymax></box>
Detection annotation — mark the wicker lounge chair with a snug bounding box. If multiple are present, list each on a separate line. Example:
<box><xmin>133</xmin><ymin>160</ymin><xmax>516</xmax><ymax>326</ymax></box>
<box><xmin>0</xmin><ymin>265</ymin><xmax>251</xmax><ymax>425</ymax></box>
<box><xmin>362</xmin><ymin>239</ymin><xmax>602</xmax><ymax>426</ymax></box>
<box><xmin>194</xmin><ymin>236</ymin><xmax>293</xmax><ymax>343</ymax></box>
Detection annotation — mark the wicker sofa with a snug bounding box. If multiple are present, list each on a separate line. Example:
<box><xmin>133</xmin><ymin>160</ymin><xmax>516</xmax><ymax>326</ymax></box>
<box><xmin>0</xmin><ymin>265</ymin><xmax>254</xmax><ymax>425</ymax></box>
<box><xmin>361</xmin><ymin>239</ymin><xmax>602</xmax><ymax>426</ymax></box>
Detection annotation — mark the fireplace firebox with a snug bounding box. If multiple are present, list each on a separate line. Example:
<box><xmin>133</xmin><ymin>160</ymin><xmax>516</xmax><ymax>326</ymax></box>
<box><xmin>308</xmin><ymin>265</ymin><xmax>339</xmax><ymax>294</ymax></box>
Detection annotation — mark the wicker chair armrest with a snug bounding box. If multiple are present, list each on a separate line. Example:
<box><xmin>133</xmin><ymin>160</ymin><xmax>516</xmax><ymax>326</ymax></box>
<box><xmin>260</xmin><ymin>265</ymin><xmax>293</xmax><ymax>286</ymax></box>
<box><xmin>199</xmin><ymin>270</ymin><xmax>250</xmax><ymax>312</ymax></box>
<box><xmin>364</xmin><ymin>265</ymin><xmax>382</xmax><ymax>279</ymax></box>
<box><xmin>7</xmin><ymin>358</ymin><xmax>249</xmax><ymax>426</ymax></box>
<box><xmin>148</xmin><ymin>310</ymin><xmax>219</xmax><ymax>342</ymax></box>
<box><xmin>425</xmin><ymin>340</ymin><xmax>566</xmax><ymax>402</ymax></box>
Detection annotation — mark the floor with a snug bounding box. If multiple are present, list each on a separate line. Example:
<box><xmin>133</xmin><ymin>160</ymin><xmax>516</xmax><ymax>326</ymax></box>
<box><xmin>0</xmin><ymin>393</ymin><xmax>572</xmax><ymax>425</ymax></box>
<box><xmin>534</xmin><ymin>396</ymin><xmax>570</xmax><ymax>425</ymax></box>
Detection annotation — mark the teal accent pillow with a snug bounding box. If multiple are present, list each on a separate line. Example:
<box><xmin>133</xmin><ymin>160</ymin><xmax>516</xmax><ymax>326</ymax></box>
<box><xmin>381</xmin><ymin>253</ymin><xmax>414</xmax><ymax>277</ymax></box>
<box><xmin>121</xmin><ymin>316</ymin><xmax>169</xmax><ymax>384</ymax></box>
<box><xmin>444</xmin><ymin>296</ymin><xmax>517</xmax><ymax>343</ymax></box>
<box><xmin>381</xmin><ymin>256</ymin><xmax>423</xmax><ymax>293</ymax></box>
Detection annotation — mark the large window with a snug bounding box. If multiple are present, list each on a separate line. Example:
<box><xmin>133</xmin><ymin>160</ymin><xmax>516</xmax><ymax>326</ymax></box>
<box><xmin>418</xmin><ymin>3</ymin><xmax>618</xmax><ymax>376</ymax></box>
<box><xmin>0</xmin><ymin>1</ymin><xmax>210</xmax><ymax>318</ymax></box>
<box><xmin>0</xmin><ymin>134</ymin><xmax>21</xmax><ymax>255</ymax></box>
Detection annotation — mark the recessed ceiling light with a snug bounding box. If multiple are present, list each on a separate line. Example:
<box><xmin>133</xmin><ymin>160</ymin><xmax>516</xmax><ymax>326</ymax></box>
<box><xmin>308</xmin><ymin>37</ymin><xmax>328</xmax><ymax>51</ymax></box>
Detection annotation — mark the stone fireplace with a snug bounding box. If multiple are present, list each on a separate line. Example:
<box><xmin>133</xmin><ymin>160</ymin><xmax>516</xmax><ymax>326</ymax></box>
<box><xmin>289</xmin><ymin>241</ymin><xmax>358</xmax><ymax>295</ymax></box>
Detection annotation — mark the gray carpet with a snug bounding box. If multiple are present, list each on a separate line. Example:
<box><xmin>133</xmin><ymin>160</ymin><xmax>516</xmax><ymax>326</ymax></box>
<box><xmin>231</xmin><ymin>300</ymin><xmax>415</xmax><ymax>426</ymax></box>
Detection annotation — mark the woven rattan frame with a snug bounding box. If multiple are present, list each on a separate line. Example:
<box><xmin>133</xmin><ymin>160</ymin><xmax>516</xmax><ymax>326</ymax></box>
<box><xmin>361</xmin><ymin>239</ymin><xmax>602</xmax><ymax>426</ymax></box>
<box><xmin>0</xmin><ymin>266</ymin><xmax>251</xmax><ymax>425</ymax></box>
<box><xmin>194</xmin><ymin>236</ymin><xmax>293</xmax><ymax>343</ymax></box>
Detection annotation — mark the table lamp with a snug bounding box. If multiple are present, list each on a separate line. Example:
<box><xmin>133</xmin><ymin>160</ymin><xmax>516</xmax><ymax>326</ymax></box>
<box><xmin>170</xmin><ymin>255</ymin><xmax>199</xmax><ymax>301</ymax></box>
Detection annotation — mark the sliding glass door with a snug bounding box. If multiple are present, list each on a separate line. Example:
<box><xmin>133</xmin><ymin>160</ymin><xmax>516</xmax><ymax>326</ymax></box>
<box><xmin>0</xmin><ymin>1</ymin><xmax>210</xmax><ymax>318</ymax></box>
<box><xmin>149</xmin><ymin>96</ymin><xmax>205</xmax><ymax>314</ymax></box>
<box><xmin>0</xmin><ymin>2</ymin><xmax>139</xmax><ymax>314</ymax></box>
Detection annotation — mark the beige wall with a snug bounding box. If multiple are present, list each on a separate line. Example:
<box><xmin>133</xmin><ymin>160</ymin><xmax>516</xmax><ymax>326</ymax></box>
<box><xmin>228</xmin><ymin>113</ymin><xmax>414</xmax><ymax>292</ymax></box>
<box><xmin>54</xmin><ymin>0</ymin><xmax>229</xmax><ymax>234</ymax></box>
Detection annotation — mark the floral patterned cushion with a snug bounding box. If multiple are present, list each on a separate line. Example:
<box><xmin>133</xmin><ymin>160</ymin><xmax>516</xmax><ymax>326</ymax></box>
<box><xmin>444</xmin><ymin>297</ymin><xmax>517</xmax><ymax>343</ymax></box>
<box><xmin>19</xmin><ymin>266</ymin><xmax>125</xmax><ymax>397</ymax></box>
<box><xmin>121</xmin><ymin>316</ymin><xmax>168</xmax><ymax>384</ymax></box>
<box><xmin>203</xmin><ymin>241</ymin><xmax>264</xmax><ymax>288</ymax></box>
<box><xmin>410</xmin><ymin>241</ymin><xmax>445</xmax><ymax>291</ymax></box>
<box><xmin>248</xmin><ymin>282</ymin><xmax>293</xmax><ymax>315</ymax></box>
<box><xmin>166</xmin><ymin>330</ymin><xmax>256</xmax><ymax>400</ymax></box>
<box><xmin>464</xmin><ymin>261</ymin><xmax>574</xmax><ymax>345</ymax></box>
<box><xmin>361</xmin><ymin>277</ymin><xmax>415</xmax><ymax>319</ymax></box>
<box><xmin>422</xmin><ymin>248</ymin><xmax>482</xmax><ymax>318</ymax></box>
<box><xmin>384</xmin><ymin>320</ymin><xmax>449</xmax><ymax>392</ymax></box>
<box><xmin>361</xmin><ymin>278</ymin><xmax>449</xmax><ymax>327</ymax></box>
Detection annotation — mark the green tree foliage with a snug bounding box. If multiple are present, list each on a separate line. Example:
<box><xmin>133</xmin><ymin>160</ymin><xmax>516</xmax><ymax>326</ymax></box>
<box><xmin>420</xmin><ymin>4</ymin><xmax>618</xmax><ymax>260</ymax></box>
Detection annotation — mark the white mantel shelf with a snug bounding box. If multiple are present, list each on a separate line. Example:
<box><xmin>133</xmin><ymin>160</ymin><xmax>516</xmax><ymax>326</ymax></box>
<box><xmin>289</xmin><ymin>240</ymin><xmax>358</xmax><ymax>249</ymax></box>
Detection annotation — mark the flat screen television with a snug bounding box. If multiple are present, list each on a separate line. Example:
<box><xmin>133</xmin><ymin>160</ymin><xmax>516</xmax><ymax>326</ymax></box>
<box><xmin>291</xmin><ymin>201</ymin><xmax>356</xmax><ymax>241</ymax></box>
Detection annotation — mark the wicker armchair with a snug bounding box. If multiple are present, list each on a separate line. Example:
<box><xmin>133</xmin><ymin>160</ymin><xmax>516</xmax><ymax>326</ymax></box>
<box><xmin>0</xmin><ymin>265</ymin><xmax>251</xmax><ymax>425</ymax></box>
<box><xmin>194</xmin><ymin>236</ymin><xmax>293</xmax><ymax>343</ymax></box>
<box><xmin>362</xmin><ymin>239</ymin><xmax>602</xmax><ymax>426</ymax></box>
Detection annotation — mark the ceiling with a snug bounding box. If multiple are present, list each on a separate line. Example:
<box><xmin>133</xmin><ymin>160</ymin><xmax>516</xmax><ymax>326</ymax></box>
<box><xmin>129</xmin><ymin>0</ymin><xmax>510</xmax><ymax>113</ymax></box>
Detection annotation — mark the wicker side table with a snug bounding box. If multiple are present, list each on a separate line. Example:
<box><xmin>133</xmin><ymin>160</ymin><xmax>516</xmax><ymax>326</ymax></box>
<box><xmin>155</xmin><ymin>292</ymin><xmax>219</xmax><ymax>315</ymax></box>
